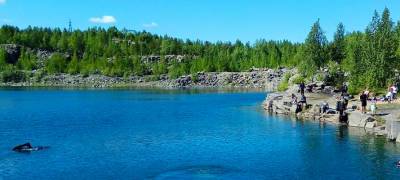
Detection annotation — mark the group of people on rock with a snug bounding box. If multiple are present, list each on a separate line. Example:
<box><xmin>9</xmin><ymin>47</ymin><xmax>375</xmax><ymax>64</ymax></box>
<box><xmin>292</xmin><ymin>80</ymin><xmax>400</xmax><ymax>123</ymax></box>
<box><xmin>359</xmin><ymin>83</ymin><xmax>399</xmax><ymax>115</ymax></box>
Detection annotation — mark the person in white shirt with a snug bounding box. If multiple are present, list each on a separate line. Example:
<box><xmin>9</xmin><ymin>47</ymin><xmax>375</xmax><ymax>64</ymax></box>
<box><xmin>392</xmin><ymin>85</ymin><xmax>397</xmax><ymax>99</ymax></box>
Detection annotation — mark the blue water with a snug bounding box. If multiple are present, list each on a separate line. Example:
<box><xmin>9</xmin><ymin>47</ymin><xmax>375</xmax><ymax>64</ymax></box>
<box><xmin>0</xmin><ymin>88</ymin><xmax>400</xmax><ymax>179</ymax></box>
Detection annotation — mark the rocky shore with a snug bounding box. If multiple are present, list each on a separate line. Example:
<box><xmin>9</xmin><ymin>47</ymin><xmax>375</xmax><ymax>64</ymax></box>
<box><xmin>0</xmin><ymin>68</ymin><xmax>288</xmax><ymax>90</ymax></box>
<box><xmin>263</xmin><ymin>83</ymin><xmax>400</xmax><ymax>142</ymax></box>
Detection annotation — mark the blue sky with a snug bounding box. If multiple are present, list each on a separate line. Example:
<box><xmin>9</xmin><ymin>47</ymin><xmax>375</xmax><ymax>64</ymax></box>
<box><xmin>0</xmin><ymin>0</ymin><xmax>399</xmax><ymax>43</ymax></box>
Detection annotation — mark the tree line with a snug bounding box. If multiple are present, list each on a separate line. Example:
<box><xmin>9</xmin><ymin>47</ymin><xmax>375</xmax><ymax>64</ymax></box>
<box><xmin>0</xmin><ymin>8</ymin><xmax>400</xmax><ymax>92</ymax></box>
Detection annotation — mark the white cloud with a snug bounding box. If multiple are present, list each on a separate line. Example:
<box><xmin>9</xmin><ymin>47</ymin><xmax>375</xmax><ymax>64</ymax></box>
<box><xmin>89</xmin><ymin>15</ymin><xmax>116</xmax><ymax>24</ymax></box>
<box><xmin>143</xmin><ymin>22</ymin><xmax>158</xmax><ymax>28</ymax></box>
<box><xmin>0</xmin><ymin>0</ymin><xmax>6</xmax><ymax>5</ymax></box>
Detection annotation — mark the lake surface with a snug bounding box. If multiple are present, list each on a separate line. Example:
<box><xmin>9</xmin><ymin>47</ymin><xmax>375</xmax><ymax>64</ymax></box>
<box><xmin>0</xmin><ymin>88</ymin><xmax>400</xmax><ymax>179</ymax></box>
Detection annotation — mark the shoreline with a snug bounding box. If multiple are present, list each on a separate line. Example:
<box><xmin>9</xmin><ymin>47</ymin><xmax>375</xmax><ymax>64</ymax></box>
<box><xmin>0</xmin><ymin>69</ymin><xmax>286</xmax><ymax>90</ymax></box>
<box><xmin>263</xmin><ymin>83</ymin><xmax>400</xmax><ymax>142</ymax></box>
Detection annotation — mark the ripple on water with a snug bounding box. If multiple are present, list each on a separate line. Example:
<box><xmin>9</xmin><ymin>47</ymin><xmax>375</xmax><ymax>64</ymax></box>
<box><xmin>152</xmin><ymin>165</ymin><xmax>265</xmax><ymax>180</ymax></box>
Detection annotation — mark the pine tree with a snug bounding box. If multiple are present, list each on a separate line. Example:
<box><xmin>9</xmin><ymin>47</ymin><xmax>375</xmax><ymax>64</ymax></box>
<box><xmin>330</xmin><ymin>23</ymin><xmax>346</xmax><ymax>64</ymax></box>
<box><xmin>300</xmin><ymin>19</ymin><xmax>327</xmax><ymax>76</ymax></box>
<box><xmin>67</xmin><ymin>53</ymin><xmax>80</xmax><ymax>74</ymax></box>
<box><xmin>362</xmin><ymin>9</ymin><xmax>397</xmax><ymax>88</ymax></box>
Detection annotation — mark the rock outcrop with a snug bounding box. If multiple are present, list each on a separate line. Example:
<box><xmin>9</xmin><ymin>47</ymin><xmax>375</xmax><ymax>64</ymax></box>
<box><xmin>263</xmin><ymin>82</ymin><xmax>390</xmax><ymax>138</ymax></box>
<box><xmin>0</xmin><ymin>44</ymin><xmax>21</xmax><ymax>64</ymax></box>
<box><xmin>2</xmin><ymin>69</ymin><xmax>287</xmax><ymax>89</ymax></box>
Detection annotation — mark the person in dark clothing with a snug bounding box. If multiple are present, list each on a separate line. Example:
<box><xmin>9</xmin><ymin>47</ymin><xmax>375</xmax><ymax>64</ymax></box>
<box><xmin>341</xmin><ymin>83</ymin><xmax>348</xmax><ymax>94</ymax></box>
<box><xmin>320</xmin><ymin>101</ymin><xmax>329</xmax><ymax>113</ymax></box>
<box><xmin>295</xmin><ymin>102</ymin><xmax>303</xmax><ymax>113</ymax></box>
<box><xmin>299</xmin><ymin>94</ymin><xmax>307</xmax><ymax>110</ymax></box>
<box><xmin>342</xmin><ymin>92</ymin><xmax>350</xmax><ymax>110</ymax></box>
<box><xmin>291</xmin><ymin>93</ymin><xmax>298</xmax><ymax>104</ymax></box>
<box><xmin>360</xmin><ymin>91</ymin><xmax>368</xmax><ymax>114</ymax></box>
<box><xmin>299</xmin><ymin>82</ymin><xmax>305</xmax><ymax>95</ymax></box>
<box><xmin>335</xmin><ymin>96</ymin><xmax>348</xmax><ymax>123</ymax></box>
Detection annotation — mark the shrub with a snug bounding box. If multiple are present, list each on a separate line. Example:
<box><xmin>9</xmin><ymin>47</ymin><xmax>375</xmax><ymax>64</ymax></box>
<box><xmin>277</xmin><ymin>80</ymin><xmax>289</xmax><ymax>92</ymax></box>
<box><xmin>46</xmin><ymin>53</ymin><xmax>67</xmax><ymax>74</ymax></box>
<box><xmin>278</xmin><ymin>72</ymin><xmax>291</xmax><ymax>91</ymax></box>
<box><xmin>292</xmin><ymin>75</ymin><xmax>305</xmax><ymax>85</ymax></box>
<box><xmin>1</xmin><ymin>68</ymin><xmax>26</xmax><ymax>83</ymax></box>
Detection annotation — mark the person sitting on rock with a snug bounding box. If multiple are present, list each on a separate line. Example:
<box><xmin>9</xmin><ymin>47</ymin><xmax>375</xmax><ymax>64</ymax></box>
<box><xmin>291</xmin><ymin>93</ymin><xmax>298</xmax><ymax>105</ymax></box>
<box><xmin>320</xmin><ymin>101</ymin><xmax>329</xmax><ymax>114</ymax></box>
<box><xmin>386</xmin><ymin>91</ymin><xmax>393</xmax><ymax>103</ymax></box>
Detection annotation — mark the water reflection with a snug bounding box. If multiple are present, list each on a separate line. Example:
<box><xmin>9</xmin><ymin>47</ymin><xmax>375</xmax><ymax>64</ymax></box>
<box><xmin>261</xmin><ymin>112</ymin><xmax>400</xmax><ymax>178</ymax></box>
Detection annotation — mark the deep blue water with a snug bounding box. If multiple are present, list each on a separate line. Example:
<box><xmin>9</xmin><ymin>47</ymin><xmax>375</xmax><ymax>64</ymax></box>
<box><xmin>0</xmin><ymin>88</ymin><xmax>400</xmax><ymax>179</ymax></box>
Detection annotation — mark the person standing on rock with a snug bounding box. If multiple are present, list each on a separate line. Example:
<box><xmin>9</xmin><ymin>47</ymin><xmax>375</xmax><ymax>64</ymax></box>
<box><xmin>371</xmin><ymin>97</ymin><xmax>377</xmax><ymax>115</ymax></box>
<box><xmin>341</xmin><ymin>83</ymin><xmax>348</xmax><ymax>94</ymax></box>
<box><xmin>391</xmin><ymin>84</ymin><xmax>397</xmax><ymax>100</ymax></box>
<box><xmin>360</xmin><ymin>91</ymin><xmax>368</xmax><ymax>114</ymax></box>
<box><xmin>337</xmin><ymin>97</ymin><xmax>347</xmax><ymax>123</ymax></box>
<box><xmin>341</xmin><ymin>92</ymin><xmax>350</xmax><ymax>110</ymax></box>
<box><xmin>300</xmin><ymin>94</ymin><xmax>307</xmax><ymax>109</ymax></box>
<box><xmin>299</xmin><ymin>82</ymin><xmax>305</xmax><ymax>95</ymax></box>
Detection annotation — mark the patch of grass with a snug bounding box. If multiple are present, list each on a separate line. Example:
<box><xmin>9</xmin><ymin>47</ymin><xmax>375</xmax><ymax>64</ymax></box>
<box><xmin>283</xmin><ymin>72</ymin><xmax>291</xmax><ymax>82</ymax></box>
<box><xmin>277</xmin><ymin>81</ymin><xmax>289</xmax><ymax>92</ymax></box>
<box><xmin>315</xmin><ymin>73</ymin><xmax>324</xmax><ymax>81</ymax></box>
<box><xmin>292</xmin><ymin>75</ymin><xmax>305</xmax><ymax>85</ymax></box>
<box><xmin>277</xmin><ymin>72</ymin><xmax>291</xmax><ymax>92</ymax></box>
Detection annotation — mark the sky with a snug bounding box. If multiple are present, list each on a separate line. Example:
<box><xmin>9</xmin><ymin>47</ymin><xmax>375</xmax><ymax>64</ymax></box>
<box><xmin>0</xmin><ymin>0</ymin><xmax>399</xmax><ymax>43</ymax></box>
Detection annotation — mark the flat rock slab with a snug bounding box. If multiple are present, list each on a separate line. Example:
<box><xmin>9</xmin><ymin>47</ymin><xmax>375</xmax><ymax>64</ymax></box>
<box><xmin>365</xmin><ymin>121</ymin><xmax>377</xmax><ymax>129</ymax></box>
<box><xmin>348</xmin><ymin>111</ymin><xmax>372</xmax><ymax>128</ymax></box>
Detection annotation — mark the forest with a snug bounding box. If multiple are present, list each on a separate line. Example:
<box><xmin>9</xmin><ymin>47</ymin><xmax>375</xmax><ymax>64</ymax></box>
<box><xmin>0</xmin><ymin>8</ymin><xmax>399</xmax><ymax>93</ymax></box>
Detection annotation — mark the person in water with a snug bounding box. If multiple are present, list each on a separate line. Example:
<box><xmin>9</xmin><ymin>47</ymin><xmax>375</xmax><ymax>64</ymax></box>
<box><xmin>12</xmin><ymin>143</ymin><xmax>48</xmax><ymax>152</ymax></box>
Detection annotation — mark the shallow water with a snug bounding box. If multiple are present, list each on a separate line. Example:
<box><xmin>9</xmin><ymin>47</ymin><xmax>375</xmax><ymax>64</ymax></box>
<box><xmin>0</xmin><ymin>88</ymin><xmax>399</xmax><ymax>179</ymax></box>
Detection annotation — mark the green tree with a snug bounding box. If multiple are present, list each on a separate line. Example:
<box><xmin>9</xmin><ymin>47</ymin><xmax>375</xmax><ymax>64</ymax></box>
<box><xmin>300</xmin><ymin>19</ymin><xmax>328</xmax><ymax>77</ymax></box>
<box><xmin>46</xmin><ymin>53</ymin><xmax>67</xmax><ymax>74</ymax></box>
<box><xmin>67</xmin><ymin>53</ymin><xmax>80</xmax><ymax>74</ymax></box>
<box><xmin>330</xmin><ymin>23</ymin><xmax>346</xmax><ymax>64</ymax></box>
<box><xmin>362</xmin><ymin>8</ymin><xmax>397</xmax><ymax>88</ymax></box>
<box><xmin>16</xmin><ymin>50</ymin><xmax>37</xmax><ymax>71</ymax></box>
<box><xmin>0</xmin><ymin>48</ymin><xmax>7</xmax><ymax>70</ymax></box>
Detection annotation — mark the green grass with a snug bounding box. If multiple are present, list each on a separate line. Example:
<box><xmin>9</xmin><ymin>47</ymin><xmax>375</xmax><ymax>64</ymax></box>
<box><xmin>277</xmin><ymin>81</ymin><xmax>289</xmax><ymax>92</ymax></box>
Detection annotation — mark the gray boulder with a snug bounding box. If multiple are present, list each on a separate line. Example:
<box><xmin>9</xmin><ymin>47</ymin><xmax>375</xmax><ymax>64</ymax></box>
<box><xmin>365</xmin><ymin>121</ymin><xmax>377</xmax><ymax>129</ymax></box>
<box><xmin>348</xmin><ymin>111</ymin><xmax>371</xmax><ymax>128</ymax></box>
